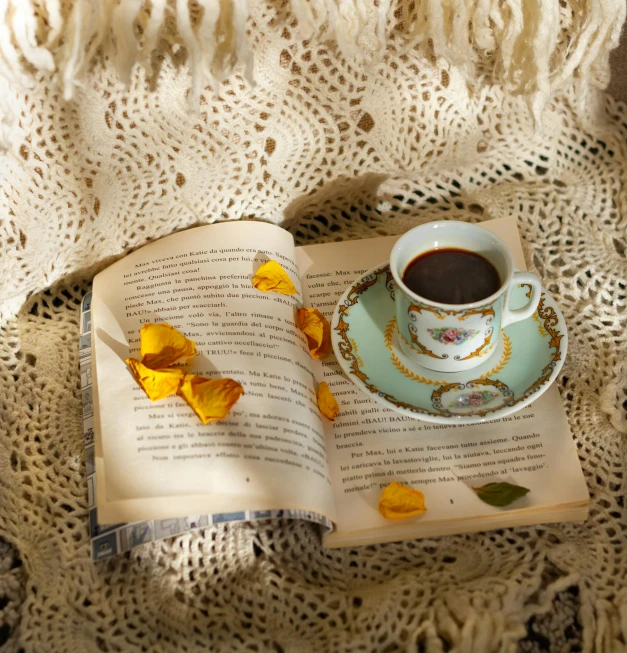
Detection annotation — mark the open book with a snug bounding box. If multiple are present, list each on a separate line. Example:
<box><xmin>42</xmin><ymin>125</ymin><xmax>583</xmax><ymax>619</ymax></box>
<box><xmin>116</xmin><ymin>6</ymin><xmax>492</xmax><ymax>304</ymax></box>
<box><xmin>81</xmin><ymin>217</ymin><xmax>589</xmax><ymax>560</ymax></box>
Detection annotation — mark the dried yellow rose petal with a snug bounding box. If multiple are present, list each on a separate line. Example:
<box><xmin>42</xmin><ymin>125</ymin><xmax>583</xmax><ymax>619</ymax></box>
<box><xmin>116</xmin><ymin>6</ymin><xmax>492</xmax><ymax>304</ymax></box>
<box><xmin>316</xmin><ymin>381</ymin><xmax>339</xmax><ymax>421</ymax></box>
<box><xmin>296</xmin><ymin>307</ymin><xmax>331</xmax><ymax>359</ymax></box>
<box><xmin>252</xmin><ymin>260</ymin><xmax>298</xmax><ymax>295</ymax></box>
<box><xmin>178</xmin><ymin>375</ymin><xmax>245</xmax><ymax>424</ymax></box>
<box><xmin>378</xmin><ymin>482</ymin><xmax>427</xmax><ymax>520</ymax></box>
<box><xmin>125</xmin><ymin>358</ymin><xmax>185</xmax><ymax>401</ymax></box>
<box><xmin>139</xmin><ymin>323</ymin><xmax>197</xmax><ymax>369</ymax></box>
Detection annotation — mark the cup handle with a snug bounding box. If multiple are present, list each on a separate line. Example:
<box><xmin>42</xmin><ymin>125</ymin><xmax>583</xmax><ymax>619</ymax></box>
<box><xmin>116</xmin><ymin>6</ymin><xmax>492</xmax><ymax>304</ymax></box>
<box><xmin>502</xmin><ymin>271</ymin><xmax>542</xmax><ymax>329</ymax></box>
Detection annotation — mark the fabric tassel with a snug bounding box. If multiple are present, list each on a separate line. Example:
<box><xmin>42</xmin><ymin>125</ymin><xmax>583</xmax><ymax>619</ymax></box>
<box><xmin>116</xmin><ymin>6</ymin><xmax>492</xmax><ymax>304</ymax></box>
<box><xmin>112</xmin><ymin>0</ymin><xmax>143</xmax><ymax>87</ymax></box>
<box><xmin>43</xmin><ymin>0</ymin><xmax>63</xmax><ymax>46</ymax></box>
<box><xmin>0</xmin><ymin>0</ymin><xmax>624</xmax><ymax>149</ymax></box>
<box><xmin>138</xmin><ymin>0</ymin><xmax>167</xmax><ymax>77</ymax></box>
<box><xmin>11</xmin><ymin>0</ymin><xmax>55</xmax><ymax>72</ymax></box>
<box><xmin>196</xmin><ymin>0</ymin><xmax>221</xmax><ymax>91</ymax></box>
<box><xmin>177</xmin><ymin>0</ymin><xmax>204</xmax><ymax>107</ymax></box>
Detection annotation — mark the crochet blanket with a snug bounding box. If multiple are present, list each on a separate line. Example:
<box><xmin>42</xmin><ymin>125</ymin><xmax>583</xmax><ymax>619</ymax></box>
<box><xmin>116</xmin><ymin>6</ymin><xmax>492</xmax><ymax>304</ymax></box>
<box><xmin>0</xmin><ymin>2</ymin><xmax>626</xmax><ymax>651</ymax></box>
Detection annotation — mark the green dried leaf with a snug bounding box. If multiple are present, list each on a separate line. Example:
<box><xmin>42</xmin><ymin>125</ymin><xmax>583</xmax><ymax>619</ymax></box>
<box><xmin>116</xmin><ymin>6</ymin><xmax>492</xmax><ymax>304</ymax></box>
<box><xmin>472</xmin><ymin>482</ymin><xmax>530</xmax><ymax>507</ymax></box>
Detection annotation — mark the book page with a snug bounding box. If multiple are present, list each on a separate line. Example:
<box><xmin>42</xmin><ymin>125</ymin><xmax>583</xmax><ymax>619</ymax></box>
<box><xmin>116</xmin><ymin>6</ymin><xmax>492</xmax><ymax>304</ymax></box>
<box><xmin>81</xmin><ymin>293</ymin><xmax>333</xmax><ymax>559</ymax></box>
<box><xmin>92</xmin><ymin>221</ymin><xmax>335</xmax><ymax>524</ymax></box>
<box><xmin>295</xmin><ymin>217</ymin><xmax>589</xmax><ymax>546</ymax></box>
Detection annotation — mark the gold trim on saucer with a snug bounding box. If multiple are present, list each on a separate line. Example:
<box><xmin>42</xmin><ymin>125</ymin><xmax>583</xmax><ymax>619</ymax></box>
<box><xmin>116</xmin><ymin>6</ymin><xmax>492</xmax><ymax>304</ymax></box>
<box><xmin>490</xmin><ymin>294</ymin><xmax>563</xmax><ymax>411</ymax></box>
<box><xmin>480</xmin><ymin>333</ymin><xmax>512</xmax><ymax>377</ymax></box>
<box><xmin>532</xmin><ymin>311</ymin><xmax>548</xmax><ymax>337</ymax></box>
<box><xmin>509</xmin><ymin>295</ymin><xmax>563</xmax><ymax>403</ymax></box>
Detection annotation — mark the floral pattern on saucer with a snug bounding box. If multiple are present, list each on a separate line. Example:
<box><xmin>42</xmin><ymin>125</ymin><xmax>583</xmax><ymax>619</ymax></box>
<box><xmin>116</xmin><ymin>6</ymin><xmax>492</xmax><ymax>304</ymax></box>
<box><xmin>449</xmin><ymin>389</ymin><xmax>500</xmax><ymax>408</ymax></box>
<box><xmin>431</xmin><ymin>379</ymin><xmax>514</xmax><ymax>416</ymax></box>
<box><xmin>427</xmin><ymin>327</ymin><xmax>479</xmax><ymax>345</ymax></box>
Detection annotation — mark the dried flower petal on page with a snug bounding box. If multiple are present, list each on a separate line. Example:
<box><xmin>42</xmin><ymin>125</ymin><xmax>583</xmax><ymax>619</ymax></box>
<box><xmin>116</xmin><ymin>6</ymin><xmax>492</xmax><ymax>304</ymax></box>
<box><xmin>178</xmin><ymin>375</ymin><xmax>245</xmax><ymax>424</ymax></box>
<box><xmin>316</xmin><ymin>381</ymin><xmax>339</xmax><ymax>420</ymax></box>
<box><xmin>125</xmin><ymin>358</ymin><xmax>185</xmax><ymax>401</ymax></box>
<box><xmin>139</xmin><ymin>323</ymin><xmax>197</xmax><ymax>369</ymax></box>
<box><xmin>252</xmin><ymin>260</ymin><xmax>298</xmax><ymax>295</ymax></box>
<box><xmin>378</xmin><ymin>482</ymin><xmax>427</xmax><ymax>520</ymax></box>
<box><xmin>296</xmin><ymin>308</ymin><xmax>331</xmax><ymax>359</ymax></box>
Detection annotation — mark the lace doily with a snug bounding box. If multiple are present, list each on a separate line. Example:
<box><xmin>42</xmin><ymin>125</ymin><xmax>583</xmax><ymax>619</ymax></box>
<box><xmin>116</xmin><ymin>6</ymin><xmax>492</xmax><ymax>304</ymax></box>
<box><xmin>0</xmin><ymin>3</ymin><xmax>626</xmax><ymax>652</ymax></box>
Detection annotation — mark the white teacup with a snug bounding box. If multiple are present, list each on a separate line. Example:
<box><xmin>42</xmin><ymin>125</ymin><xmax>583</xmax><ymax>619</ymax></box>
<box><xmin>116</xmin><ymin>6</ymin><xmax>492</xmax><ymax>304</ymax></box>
<box><xmin>390</xmin><ymin>221</ymin><xmax>541</xmax><ymax>373</ymax></box>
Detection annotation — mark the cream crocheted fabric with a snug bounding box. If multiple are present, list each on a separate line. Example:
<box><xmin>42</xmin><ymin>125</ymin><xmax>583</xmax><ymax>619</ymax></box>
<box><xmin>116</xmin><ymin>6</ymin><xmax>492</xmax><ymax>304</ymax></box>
<box><xmin>1</xmin><ymin>1</ymin><xmax>626</xmax><ymax>652</ymax></box>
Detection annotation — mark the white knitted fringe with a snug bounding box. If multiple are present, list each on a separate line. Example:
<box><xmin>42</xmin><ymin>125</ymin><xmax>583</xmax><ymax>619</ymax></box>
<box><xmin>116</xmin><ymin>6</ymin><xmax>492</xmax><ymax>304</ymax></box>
<box><xmin>0</xmin><ymin>0</ymin><xmax>625</xmax><ymax>147</ymax></box>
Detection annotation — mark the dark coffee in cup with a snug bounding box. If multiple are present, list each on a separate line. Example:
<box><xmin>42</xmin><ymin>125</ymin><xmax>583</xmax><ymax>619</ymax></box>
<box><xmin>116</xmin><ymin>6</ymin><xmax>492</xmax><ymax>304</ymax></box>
<box><xmin>402</xmin><ymin>248</ymin><xmax>500</xmax><ymax>305</ymax></box>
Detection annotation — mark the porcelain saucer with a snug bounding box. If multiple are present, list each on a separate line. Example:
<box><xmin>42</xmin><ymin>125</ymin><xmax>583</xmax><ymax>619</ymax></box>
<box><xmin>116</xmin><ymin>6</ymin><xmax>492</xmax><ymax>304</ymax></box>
<box><xmin>331</xmin><ymin>263</ymin><xmax>567</xmax><ymax>425</ymax></box>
